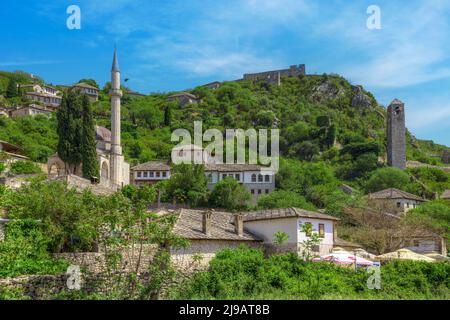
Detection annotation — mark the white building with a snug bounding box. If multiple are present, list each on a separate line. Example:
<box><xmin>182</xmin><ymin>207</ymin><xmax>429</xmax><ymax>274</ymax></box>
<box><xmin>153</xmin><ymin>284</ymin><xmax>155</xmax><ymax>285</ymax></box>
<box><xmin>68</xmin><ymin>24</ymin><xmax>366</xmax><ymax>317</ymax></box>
<box><xmin>22</xmin><ymin>84</ymin><xmax>62</xmax><ymax>108</ymax></box>
<box><xmin>205</xmin><ymin>163</ymin><xmax>276</xmax><ymax>203</ymax></box>
<box><xmin>242</xmin><ymin>208</ymin><xmax>339</xmax><ymax>255</ymax></box>
<box><xmin>131</xmin><ymin>161</ymin><xmax>171</xmax><ymax>185</ymax></box>
<box><xmin>170</xmin><ymin>208</ymin><xmax>342</xmax><ymax>267</ymax></box>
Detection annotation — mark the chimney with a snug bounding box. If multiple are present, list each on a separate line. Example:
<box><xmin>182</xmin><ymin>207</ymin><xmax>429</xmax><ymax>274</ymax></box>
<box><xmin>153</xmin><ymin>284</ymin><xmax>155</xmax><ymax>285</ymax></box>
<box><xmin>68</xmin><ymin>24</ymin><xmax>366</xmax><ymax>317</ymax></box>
<box><xmin>202</xmin><ymin>210</ymin><xmax>213</xmax><ymax>235</ymax></box>
<box><xmin>234</xmin><ymin>214</ymin><xmax>244</xmax><ymax>237</ymax></box>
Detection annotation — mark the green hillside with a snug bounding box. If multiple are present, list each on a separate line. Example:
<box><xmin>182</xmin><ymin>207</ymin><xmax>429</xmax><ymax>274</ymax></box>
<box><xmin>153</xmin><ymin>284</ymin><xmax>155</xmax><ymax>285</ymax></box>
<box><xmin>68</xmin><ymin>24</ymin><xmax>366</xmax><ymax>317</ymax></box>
<box><xmin>0</xmin><ymin>71</ymin><xmax>449</xmax><ymax>195</ymax></box>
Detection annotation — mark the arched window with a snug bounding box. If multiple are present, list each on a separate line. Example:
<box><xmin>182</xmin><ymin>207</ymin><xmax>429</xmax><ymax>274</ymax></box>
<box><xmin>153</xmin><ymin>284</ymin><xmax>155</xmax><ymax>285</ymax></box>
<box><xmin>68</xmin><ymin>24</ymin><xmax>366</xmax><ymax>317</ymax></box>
<box><xmin>265</xmin><ymin>175</ymin><xmax>270</xmax><ymax>182</ymax></box>
<box><xmin>251</xmin><ymin>174</ymin><xmax>257</xmax><ymax>182</ymax></box>
<box><xmin>258</xmin><ymin>174</ymin><xmax>263</xmax><ymax>182</ymax></box>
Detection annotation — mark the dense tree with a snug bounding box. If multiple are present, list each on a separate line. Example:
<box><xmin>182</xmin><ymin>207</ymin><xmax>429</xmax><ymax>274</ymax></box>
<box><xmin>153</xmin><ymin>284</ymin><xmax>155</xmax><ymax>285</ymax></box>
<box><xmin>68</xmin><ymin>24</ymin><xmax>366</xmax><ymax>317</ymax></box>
<box><xmin>80</xmin><ymin>95</ymin><xmax>99</xmax><ymax>180</ymax></box>
<box><xmin>162</xmin><ymin>164</ymin><xmax>208</xmax><ymax>206</ymax></box>
<box><xmin>209</xmin><ymin>176</ymin><xmax>251</xmax><ymax>211</ymax></box>
<box><xmin>365</xmin><ymin>167</ymin><xmax>412</xmax><ymax>193</ymax></box>
<box><xmin>257</xmin><ymin>190</ymin><xmax>315</xmax><ymax>210</ymax></box>
<box><xmin>6</xmin><ymin>78</ymin><xmax>18</xmax><ymax>98</ymax></box>
<box><xmin>163</xmin><ymin>105</ymin><xmax>172</xmax><ymax>126</ymax></box>
<box><xmin>56</xmin><ymin>90</ymin><xmax>83</xmax><ymax>174</ymax></box>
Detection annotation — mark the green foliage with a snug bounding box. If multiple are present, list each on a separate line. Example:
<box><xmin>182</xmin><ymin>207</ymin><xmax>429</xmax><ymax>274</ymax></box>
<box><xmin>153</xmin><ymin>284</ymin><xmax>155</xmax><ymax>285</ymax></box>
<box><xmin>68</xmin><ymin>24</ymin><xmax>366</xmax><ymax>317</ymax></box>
<box><xmin>172</xmin><ymin>246</ymin><xmax>450</xmax><ymax>300</ymax></box>
<box><xmin>257</xmin><ymin>190</ymin><xmax>315</xmax><ymax>210</ymax></box>
<box><xmin>273</xmin><ymin>231</ymin><xmax>289</xmax><ymax>245</ymax></box>
<box><xmin>0</xmin><ymin>162</ymin><xmax>5</xmax><ymax>174</ymax></box>
<box><xmin>10</xmin><ymin>160</ymin><xmax>42</xmax><ymax>175</ymax></box>
<box><xmin>6</xmin><ymin>78</ymin><xmax>18</xmax><ymax>98</ymax></box>
<box><xmin>407</xmin><ymin>200</ymin><xmax>450</xmax><ymax>244</ymax></box>
<box><xmin>56</xmin><ymin>90</ymin><xmax>83</xmax><ymax>171</ymax></box>
<box><xmin>209</xmin><ymin>176</ymin><xmax>251</xmax><ymax>211</ymax></box>
<box><xmin>162</xmin><ymin>164</ymin><xmax>208</xmax><ymax>206</ymax></box>
<box><xmin>365</xmin><ymin>167</ymin><xmax>412</xmax><ymax>193</ymax></box>
<box><xmin>0</xmin><ymin>219</ymin><xmax>68</xmax><ymax>278</ymax></box>
<box><xmin>80</xmin><ymin>95</ymin><xmax>99</xmax><ymax>179</ymax></box>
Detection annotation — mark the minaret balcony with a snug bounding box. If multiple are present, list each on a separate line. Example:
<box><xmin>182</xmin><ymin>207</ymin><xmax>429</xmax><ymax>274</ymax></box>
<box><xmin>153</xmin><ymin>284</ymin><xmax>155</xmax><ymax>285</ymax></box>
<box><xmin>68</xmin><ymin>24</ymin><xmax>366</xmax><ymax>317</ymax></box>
<box><xmin>109</xmin><ymin>89</ymin><xmax>123</xmax><ymax>97</ymax></box>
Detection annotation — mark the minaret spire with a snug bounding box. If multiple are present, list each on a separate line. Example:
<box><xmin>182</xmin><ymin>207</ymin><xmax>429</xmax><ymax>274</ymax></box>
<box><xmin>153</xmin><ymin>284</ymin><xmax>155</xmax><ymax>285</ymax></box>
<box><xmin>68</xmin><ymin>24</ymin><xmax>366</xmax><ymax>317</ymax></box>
<box><xmin>112</xmin><ymin>46</ymin><xmax>120</xmax><ymax>72</ymax></box>
<box><xmin>109</xmin><ymin>47</ymin><xmax>124</xmax><ymax>186</ymax></box>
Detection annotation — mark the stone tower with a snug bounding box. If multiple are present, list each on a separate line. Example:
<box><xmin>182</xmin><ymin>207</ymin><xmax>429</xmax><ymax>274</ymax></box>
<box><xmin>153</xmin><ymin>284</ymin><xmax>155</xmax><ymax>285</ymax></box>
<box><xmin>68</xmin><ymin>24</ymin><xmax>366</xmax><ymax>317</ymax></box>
<box><xmin>109</xmin><ymin>48</ymin><xmax>125</xmax><ymax>186</ymax></box>
<box><xmin>387</xmin><ymin>99</ymin><xmax>406</xmax><ymax>170</ymax></box>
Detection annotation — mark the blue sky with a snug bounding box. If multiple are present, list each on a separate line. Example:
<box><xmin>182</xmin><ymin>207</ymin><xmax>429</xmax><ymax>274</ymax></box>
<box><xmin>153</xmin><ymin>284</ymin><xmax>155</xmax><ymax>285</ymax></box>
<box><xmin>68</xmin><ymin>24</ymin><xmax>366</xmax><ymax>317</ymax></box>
<box><xmin>1</xmin><ymin>0</ymin><xmax>450</xmax><ymax>146</ymax></box>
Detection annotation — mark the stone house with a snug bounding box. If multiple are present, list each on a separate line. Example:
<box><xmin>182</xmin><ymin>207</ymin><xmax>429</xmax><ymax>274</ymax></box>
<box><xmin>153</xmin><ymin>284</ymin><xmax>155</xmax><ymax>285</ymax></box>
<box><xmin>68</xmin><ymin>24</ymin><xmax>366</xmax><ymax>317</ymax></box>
<box><xmin>10</xmin><ymin>104</ymin><xmax>52</xmax><ymax>118</ymax></box>
<box><xmin>72</xmin><ymin>82</ymin><xmax>99</xmax><ymax>102</ymax></box>
<box><xmin>0</xmin><ymin>140</ymin><xmax>29</xmax><ymax>164</ymax></box>
<box><xmin>167</xmin><ymin>92</ymin><xmax>199</xmax><ymax>107</ymax></box>
<box><xmin>367</xmin><ymin>188</ymin><xmax>426</xmax><ymax>214</ymax></box>
<box><xmin>131</xmin><ymin>161</ymin><xmax>171</xmax><ymax>186</ymax></box>
<box><xmin>22</xmin><ymin>84</ymin><xmax>62</xmax><ymax>108</ymax></box>
<box><xmin>170</xmin><ymin>209</ymin><xmax>263</xmax><ymax>267</ymax></box>
<box><xmin>170</xmin><ymin>208</ymin><xmax>342</xmax><ymax>266</ymax></box>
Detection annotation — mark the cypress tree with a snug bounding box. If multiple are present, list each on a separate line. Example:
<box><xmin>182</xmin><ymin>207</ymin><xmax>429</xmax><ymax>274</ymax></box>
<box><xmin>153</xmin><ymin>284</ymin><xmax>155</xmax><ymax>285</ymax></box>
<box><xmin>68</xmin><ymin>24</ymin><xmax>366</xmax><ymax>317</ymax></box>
<box><xmin>80</xmin><ymin>94</ymin><xmax>99</xmax><ymax>180</ymax></box>
<box><xmin>164</xmin><ymin>105</ymin><xmax>172</xmax><ymax>126</ymax></box>
<box><xmin>56</xmin><ymin>89</ymin><xmax>83</xmax><ymax>174</ymax></box>
<box><xmin>6</xmin><ymin>79</ymin><xmax>17</xmax><ymax>98</ymax></box>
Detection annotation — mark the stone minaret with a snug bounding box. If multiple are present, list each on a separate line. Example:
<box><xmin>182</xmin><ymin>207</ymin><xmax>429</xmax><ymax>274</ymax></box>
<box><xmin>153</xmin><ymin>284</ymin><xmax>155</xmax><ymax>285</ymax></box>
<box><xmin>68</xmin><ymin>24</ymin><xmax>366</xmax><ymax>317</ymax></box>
<box><xmin>387</xmin><ymin>99</ymin><xmax>406</xmax><ymax>170</ymax></box>
<box><xmin>109</xmin><ymin>48</ymin><xmax>124</xmax><ymax>186</ymax></box>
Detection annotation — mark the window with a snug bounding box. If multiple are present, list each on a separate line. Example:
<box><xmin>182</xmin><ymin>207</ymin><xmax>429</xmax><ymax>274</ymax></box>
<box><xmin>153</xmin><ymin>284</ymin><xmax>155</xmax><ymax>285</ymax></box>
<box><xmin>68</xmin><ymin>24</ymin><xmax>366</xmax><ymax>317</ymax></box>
<box><xmin>235</xmin><ymin>174</ymin><xmax>240</xmax><ymax>180</ymax></box>
<box><xmin>156</xmin><ymin>172</ymin><xmax>160</xmax><ymax>178</ymax></box>
<box><xmin>162</xmin><ymin>172</ymin><xmax>167</xmax><ymax>177</ymax></box>
<box><xmin>143</xmin><ymin>172</ymin><xmax>148</xmax><ymax>178</ymax></box>
<box><xmin>258</xmin><ymin>174</ymin><xmax>263</xmax><ymax>182</ymax></box>
<box><xmin>318</xmin><ymin>224</ymin><xmax>325</xmax><ymax>238</ymax></box>
<box><xmin>396</xmin><ymin>202</ymin><xmax>401</xmax><ymax>208</ymax></box>
<box><xmin>258</xmin><ymin>189</ymin><xmax>262</xmax><ymax>195</ymax></box>
<box><xmin>148</xmin><ymin>171</ymin><xmax>153</xmax><ymax>177</ymax></box>
<box><xmin>251</xmin><ymin>189</ymin><xmax>255</xmax><ymax>194</ymax></box>
<box><xmin>251</xmin><ymin>174</ymin><xmax>256</xmax><ymax>182</ymax></box>
<box><xmin>265</xmin><ymin>175</ymin><xmax>270</xmax><ymax>182</ymax></box>
<box><xmin>265</xmin><ymin>189</ymin><xmax>269</xmax><ymax>194</ymax></box>
<box><xmin>137</xmin><ymin>172</ymin><xmax>142</xmax><ymax>178</ymax></box>
<box><xmin>222</xmin><ymin>174</ymin><xmax>227</xmax><ymax>179</ymax></box>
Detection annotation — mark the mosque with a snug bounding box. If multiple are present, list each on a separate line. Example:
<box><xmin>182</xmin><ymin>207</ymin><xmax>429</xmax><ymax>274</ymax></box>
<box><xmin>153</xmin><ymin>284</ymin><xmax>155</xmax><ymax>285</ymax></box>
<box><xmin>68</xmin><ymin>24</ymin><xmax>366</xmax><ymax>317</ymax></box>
<box><xmin>47</xmin><ymin>49</ymin><xmax>130</xmax><ymax>190</ymax></box>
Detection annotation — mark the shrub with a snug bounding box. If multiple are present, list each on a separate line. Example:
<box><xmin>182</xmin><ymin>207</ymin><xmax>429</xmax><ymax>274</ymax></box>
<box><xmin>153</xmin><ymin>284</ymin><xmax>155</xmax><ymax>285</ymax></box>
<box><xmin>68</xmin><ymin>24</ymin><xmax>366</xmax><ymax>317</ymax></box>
<box><xmin>10</xmin><ymin>160</ymin><xmax>42</xmax><ymax>175</ymax></box>
<box><xmin>171</xmin><ymin>246</ymin><xmax>450</xmax><ymax>300</ymax></box>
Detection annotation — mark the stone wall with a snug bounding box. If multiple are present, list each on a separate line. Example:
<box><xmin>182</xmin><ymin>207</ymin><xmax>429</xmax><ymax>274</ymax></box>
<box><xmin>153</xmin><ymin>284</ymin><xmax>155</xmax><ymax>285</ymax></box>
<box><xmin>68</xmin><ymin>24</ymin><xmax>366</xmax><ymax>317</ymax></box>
<box><xmin>54</xmin><ymin>244</ymin><xmax>159</xmax><ymax>274</ymax></box>
<box><xmin>243</xmin><ymin>64</ymin><xmax>306</xmax><ymax>85</ymax></box>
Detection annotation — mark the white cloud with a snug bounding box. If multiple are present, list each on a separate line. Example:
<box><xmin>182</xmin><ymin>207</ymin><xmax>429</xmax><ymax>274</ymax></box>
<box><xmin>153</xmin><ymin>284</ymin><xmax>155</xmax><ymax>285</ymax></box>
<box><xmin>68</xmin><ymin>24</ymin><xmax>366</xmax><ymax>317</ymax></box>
<box><xmin>330</xmin><ymin>0</ymin><xmax>450</xmax><ymax>88</ymax></box>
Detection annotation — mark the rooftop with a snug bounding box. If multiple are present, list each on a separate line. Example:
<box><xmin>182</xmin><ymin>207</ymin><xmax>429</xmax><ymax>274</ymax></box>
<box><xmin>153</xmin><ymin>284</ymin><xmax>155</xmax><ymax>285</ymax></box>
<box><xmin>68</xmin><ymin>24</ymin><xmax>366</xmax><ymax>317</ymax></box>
<box><xmin>95</xmin><ymin>125</ymin><xmax>111</xmax><ymax>142</ymax></box>
<box><xmin>367</xmin><ymin>188</ymin><xmax>426</xmax><ymax>202</ymax></box>
<box><xmin>205</xmin><ymin>163</ymin><xmax>270</xmax><ymax>172</ymax></box>
<box><xmin>172</xmin><ymin>209</ymin><xmax>261</xmax><ymax>241</ymax></box>
<box><xmin>73</xmin><ymin>82</ymin><xmax>99</xmax><ymax>90</ymax></box>
<box><xmin>242</xmin><ymin>207</ymin><xmax>340</xmax><ymax>222</ymax></box>
<box><xmin>132</xmin><ymin>160</ymin><xmax>171</xmax><ymax>171</ymax></box>
<box><xmin>168</xmin><ymin>92</ymin><xmax>198</xmax><ymax>99</ymax></box>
